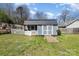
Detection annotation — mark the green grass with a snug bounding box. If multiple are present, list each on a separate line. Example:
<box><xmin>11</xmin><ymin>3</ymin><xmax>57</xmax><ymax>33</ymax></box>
<box><xmin>0</xmin><ymin>34</ymin><xmax>79</xmax><ymax>56</ymax></box>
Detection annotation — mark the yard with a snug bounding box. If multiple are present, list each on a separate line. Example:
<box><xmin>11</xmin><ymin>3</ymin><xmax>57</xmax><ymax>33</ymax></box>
<box><xmin>0</xmin><ymin>34</ymin><xmax>79</xmax><ymax>56</ymax></box>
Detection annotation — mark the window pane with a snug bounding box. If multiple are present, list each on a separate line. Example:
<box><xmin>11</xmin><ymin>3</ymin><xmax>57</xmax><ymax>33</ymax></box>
<box><xmin>28</xmin><ymin>25</ymin><xmax>31</xmax><ymax>31</ymax></box>
<box><xmin>27</xmin><ymin>25</ymin><xmax>37</xmax><ymax>31</ymax></box>
<box><xmin>44</xmin><ymin>31</ymin><xmax>47</xmax><ymax>34</ymax></box>
<box><xmin>37</xmin><ymin>26</ymin><xmax>42</xmax><ymax>35</ymax></box>
<box><xmin>43</xmin><ymin>26</ymin><xmax>47</xmax><ymax>30</ymax></box>
<box><xmin>48</xmin><ymin>26</ymin><xmax>52</xmax><ymax>31</ymax></box>
<box><xmin>48</xmin><ymin>31</ymin><xmax>52</xmax><ymax>34</ymax></box>
<box><xmin>35</xmin><ymin>25</ymin><xmax>37</xmax><ymax>30</ymax></box>
<box><xmin>31</xmin><ymin>26</ymin><xmax>34</xmax><ymax>30</ymax></box>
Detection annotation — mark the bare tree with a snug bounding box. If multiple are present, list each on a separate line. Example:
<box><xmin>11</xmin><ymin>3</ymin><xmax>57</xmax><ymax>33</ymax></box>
<box><xmin>16</xmin><ymin>4</ymin><xmax>30</xmax><ymax>24</ymax></box>
<box><xmin>60</xmin><ymin>10</ymin><xmax>69</xmax><ymax>22</ymax></box>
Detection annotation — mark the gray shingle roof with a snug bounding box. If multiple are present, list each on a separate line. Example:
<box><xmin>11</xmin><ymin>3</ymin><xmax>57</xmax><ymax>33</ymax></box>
<box><xmin>58</xmin><ymin>19</ymin><xmax>77</xmax><ymax>28</ymax></box>
<box><xmin>24</xmin><ymin>19</ymin><xmax>57</xmax><ymax>25</ymax></box>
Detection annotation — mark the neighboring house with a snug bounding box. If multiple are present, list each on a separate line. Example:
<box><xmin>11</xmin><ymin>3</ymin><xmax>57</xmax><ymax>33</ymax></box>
<box><xmin>11</xmin><ymin>19</ymin><xmax>58</xmax><ymax>36</ymax></box>
<box><xmin>66</xmin><ymin>20</ymin><xmax>79</xmax><ymax>33</ymax></box>
<box><xmin>58</xmin><ymin>20</ymin><xmax>77</xmax><ymax>28</ymax></box>
<box><xmin>59</xmin><ymin>19</ymin><xmax>79</xmax><ymax>34</ymax></box>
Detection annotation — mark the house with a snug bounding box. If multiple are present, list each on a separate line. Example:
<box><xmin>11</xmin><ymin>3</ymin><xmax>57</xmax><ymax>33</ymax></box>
<box><xmin>58</xmin><ymin>19</ymin><xmax>79</xmax><ymax>34</ymax></box>
<box><xmin>11</xmin><ymin>19</ymin><xmax>58</xmax><ymax>36</ymax></box>
<box><xmin>58</xmin><ymin>19</ymin><xmax>77</xmax><ymax>28</ymax></box>
<box><xmin>66</xmin><ymin>20</ymin><xmax>79</xmax><ymax>34</ymax></box>
<box><xmin>24</xmin><ymin>19</ymin><xmax>58</xmax><ymax>36</ymax></box>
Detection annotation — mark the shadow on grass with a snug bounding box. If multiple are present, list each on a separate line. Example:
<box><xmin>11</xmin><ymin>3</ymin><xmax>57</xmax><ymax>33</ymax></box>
<box><xmin>0</xmin><ymin>32</ymin><xmax>11</xmax><ymax>35</ymax></box>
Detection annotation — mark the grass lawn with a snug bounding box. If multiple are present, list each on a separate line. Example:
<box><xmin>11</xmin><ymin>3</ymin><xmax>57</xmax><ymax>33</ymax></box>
<box><xmin>0</xmin><ymin>34</ymin><xmax>79</xmax><ymax>56</ymax></box>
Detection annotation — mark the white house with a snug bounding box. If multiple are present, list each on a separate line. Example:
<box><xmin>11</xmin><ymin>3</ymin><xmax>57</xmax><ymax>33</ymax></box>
<box><xmin>66</xmin><ymin>20</ymin><xmax>79</xmax><ymax>33</ymax></box>
<box><xmin>24</xmin><ymin>19</ymin><xmax>58</xmax><ymax>36</ymax></box>
<box><xmin>66</xmin><ymin>20</ymin><xmax>79</xmax><ymax>28</ymax></box>
<box><xmin>11</xmin><ymin>19</ymin><xmax>58</xmax><ymax>36</ymax></box>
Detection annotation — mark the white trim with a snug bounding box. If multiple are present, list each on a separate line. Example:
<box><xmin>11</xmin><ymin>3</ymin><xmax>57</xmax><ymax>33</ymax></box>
<box><xmin>47</xmin><ymin>25</ymin><xmax>48</xmax><ymax>35</ymax></box>
<box><xmin>42</xmin><ymin>25</ymin><xmax>43</xmax><ymax>35</ymax></box>
<box><xmin>43</xmin><ymin>25</ymin><xmax>48</xmax><ymax>35</ymax></box>
<box><xmin>47</xmin><ymin>25</ymin><xmax>53</xmax><ymax>35</ymax></box>
<box><xmin>52</xmin><ymin>26</ymin><xmax>53</xmax><ymax>34</ymax></box>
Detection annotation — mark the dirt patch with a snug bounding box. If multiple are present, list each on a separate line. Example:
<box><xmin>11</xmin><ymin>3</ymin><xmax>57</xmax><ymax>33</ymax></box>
<box><xmin>44</xmin><ymin>35</ymin><xmax>59</xmax><ymax>43</ymax></box>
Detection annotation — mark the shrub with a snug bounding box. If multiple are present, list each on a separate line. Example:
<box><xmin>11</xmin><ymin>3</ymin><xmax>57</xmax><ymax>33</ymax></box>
<box><xmin>57</xmin><ymin>30</ymin><xmax>61</xmax><ymax>35</ymax></box>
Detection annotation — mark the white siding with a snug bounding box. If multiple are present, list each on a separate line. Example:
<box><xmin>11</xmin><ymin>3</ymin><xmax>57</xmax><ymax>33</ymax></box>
<box><xmin>43</xmin><ymin>25</ymin><xmax>53</xmax><ymax>35</ymax></box>
<box><xmin>11</xmin><ymin>29</ymin><xmax>25</xmax><ymax>34</ymax></box>
<box><xmin>52</xmin><ymin>26</ymin><xmax>58</xmax><ymax>35</ymax></box>
<box><xmin>37</xmin><ymin>26</ymin><xmax>42</xmax><ymax>35</ymax></box>
<box><xmin>24</xmin><ymin>25</ymin><xmax>58</xmax><ymax>35</ymax></box>
<box><xmin>25</xmin><ymin>31</ymin><xmax>31</xmax><ymax>36</ymax></box>
<box><xmin>66</xmin><ymin>21</ymin><xmax>79</xmax><ymax>28</ymax></box>
<box><xmin>37</xmin><ymin>25</ymin><xmax>58</xmax><ymax>35</ymax></box>
<box><xmin>25</xmin><ymin>31</ymin><xmax>37</xmax><ymax>36</ymax></box>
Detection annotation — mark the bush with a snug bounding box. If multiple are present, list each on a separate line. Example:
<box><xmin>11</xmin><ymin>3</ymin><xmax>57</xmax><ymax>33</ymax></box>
<box><xmin>57</xmin><ymin>30</ymin><xmax>61</xmax><ymax>35</ymax></box>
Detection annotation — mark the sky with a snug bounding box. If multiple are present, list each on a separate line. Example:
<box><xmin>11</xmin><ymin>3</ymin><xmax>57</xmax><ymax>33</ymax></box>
<box><xmin>15</xmin><ymin>3</ymin><xmax>79</xmax><ymax>19</ymax></box>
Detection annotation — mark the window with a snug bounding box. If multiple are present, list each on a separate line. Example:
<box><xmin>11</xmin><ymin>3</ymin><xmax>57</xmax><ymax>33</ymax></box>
<box><xmin>43</xmin><ymin>25</ymin><xmax>53</xmax><ymax>35</ymax></box>
<box><xmin>44</xmin><ymin>31</ymin><xmax>47</xmax><ymax>34</ymax></box>
<box><xmin>31</xmin><ymin>26</ymin><xmax>35</xmax><ymax>30</ymax></box>
<box><xmin>48</xmin><ymin>26</ymin><xmax>52</xmax><ymax>30</ymax></box>
<box><xmin>43</xmin><ymin>25</ymin><xmax>47</xmax><ymax>30</ymax></box>
<box><xmin>48</xmin><ymin>31</ymin><xmax>52</xmax><ymax>34</ymax></box>
<box><xmin>27</xmin><ymin>25</ymin><xmax>37</xmax><ymax>31</ymax></box>
<box><xmin>35</xmin><ymin>25</ymin><xmax>37</xmax><ymax>30</ymax></box>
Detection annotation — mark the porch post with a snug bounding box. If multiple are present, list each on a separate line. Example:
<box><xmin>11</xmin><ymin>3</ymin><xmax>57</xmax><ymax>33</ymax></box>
<box><xmin>47</xmin><ymin>25</ymin><xmax>48</xmax><ymax>35</ymax></box>
<box><xmin>52</xmin><ymin>26</ymin><xmax>53</xmax><ymax>35</ymax></box>
<box><xmin>42</xmin><ymin>25</ymin><xmax>43</xmax><ymax>35</ymax></box>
